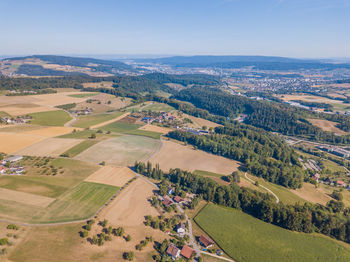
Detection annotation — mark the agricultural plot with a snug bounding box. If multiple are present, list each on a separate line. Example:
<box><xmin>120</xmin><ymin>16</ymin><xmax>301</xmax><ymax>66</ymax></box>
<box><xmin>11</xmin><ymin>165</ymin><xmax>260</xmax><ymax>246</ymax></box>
<box><xmin>84</xmin><ymin>166</ymin><xmax>135</xmax><ymax>187</ymax></box>
<box><xmin>0</xmin><ymin>103</ymin><xmax>55</xmax><ymax>116</ymax></box>
<box><xmin>0</xmin><ymin>132</ymin><xmax>45</xmax><ymax>153</ymax></box>
<box><xmin>61</xmin><ymin>139</ymin><xmax>98</xmax><ymax>157</ymax></box>
<box><xmin>195</xmin><ymin>204</ymin><xmax>350</xmax><ymax>262</ymax></box>
<box><xmin>72</xmin><ymin>111</ymin><xmax>124</xmax><ymax>128</ymax></box>
<box><xmin>290</xmin><ymin>183</ymin><xmax>332</xmax><ymax>206</ymax></box>
<box><xmin>74</xmin><ymin>135</ymin><xmax>160</xmax><ymax>166</ymax></box>
<box><xmin>23</xmin><ymin>126</ymin><xmax>79</xmax><ymax>137</ymax></box>
<box><xmin>0</xmin><ymin>187</ymin><xmax>55</xmax><ymax>207</ymax></box>
<box><xmin>139</xmin><ymin>124</ymin><xmax>172</xmax><ymax>134</ymax></box>
<box><xmin>101</xmin><ymin>121</ymin><xmax>162</xmax><ymax>139</ymax></box>
<box><xmin>140</xmin><ymin>102</ymin><xmax>175</xmax><ymax>112</ymax></box>
<box><xmin>15</xmin><ymin>138</ymin><xmax>82</xmax><ymax>157</ymax></box>
<box><xmin>82</xmin><ymin>81</ymin><xmax>114</xmax><ymax>89</ymax></box>
<box><xmin>307</xmin><ymin>118</ymin><xmax>347</xmax><ymax>135</ymax></box>
<box><xmin>29</xmin><ymin>110</ymin><xmax>72</xmax><ymax>126</ymax></box>
<box><xmin>58</xmin><ymin>129</ymin><xmax>117</xmax><ymax>140</ymax></box>
<box><xmin>101</xmin><ymin>178</ymin><xmax>159</xmax><ymax>226</ymax></box>
<box><xmin>150</xmin><ymin>140</ymin><xmax>240</xmax><ymax>175</ymax></box>
<box><xmin>32</xmin><ymin>182</ymin><xmax>119</xmax><ymax>223</ymax></box>
<box><xmin>27</xmin><ymin>92</ymin><xmax>99</xmax><ymax>107</ymax></box>
<box><xmin>68</xmin><ymin>93</ymin><xmax>98</xmax><ymax>98</ymax></box>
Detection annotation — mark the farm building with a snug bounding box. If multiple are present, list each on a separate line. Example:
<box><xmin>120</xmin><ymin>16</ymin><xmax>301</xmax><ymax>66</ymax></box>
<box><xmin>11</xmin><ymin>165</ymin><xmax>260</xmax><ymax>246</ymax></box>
<box><xmin>5</xmin><ymin>155</ymin><xmax>23</xmax><ymax>163</ymax></box>
<box><xmin>199</xmin><ymin>235</ymin><xmax>214</xmax><ymax>249</ymax></box>
<box><xmin>174</xmin><ymin>195</ymin><xmax>184</xmax><ymax>203</ymax></box>
<box><xmin>166</xmin><ymin>243</ymin><xmax>180</xmax><ymax>260</ymax></box>
<box><xmin>163</xmin><ymin>196</ymin><xmax>173</xmax><ymax>207</ymax></box>
<box><xmin>180</xmin><ymin>245</ymin><xmax>194</xmax><ymax>259</ymax></box>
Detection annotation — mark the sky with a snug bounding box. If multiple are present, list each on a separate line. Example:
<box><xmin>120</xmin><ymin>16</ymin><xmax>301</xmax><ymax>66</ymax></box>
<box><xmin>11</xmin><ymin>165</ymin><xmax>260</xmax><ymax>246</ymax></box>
<box><xmin>0</xmin><ymin>0</ymin><xmax>349</xmax><ymax>58</ymax></box>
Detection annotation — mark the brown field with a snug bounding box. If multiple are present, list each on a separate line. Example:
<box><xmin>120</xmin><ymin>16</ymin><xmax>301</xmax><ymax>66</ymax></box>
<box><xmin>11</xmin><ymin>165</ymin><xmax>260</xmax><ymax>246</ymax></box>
<box><xmin>90</xmin><ymin>112</ymin><xmax>130</xmax><ymax>129</ymax></box>
<box><xmin>87</xmin><ymin>93</ymin><xmax>132</xmax><ymax>109</ymax></box>
<box><xmin>28</xmin><ymin>92</ymin><xmax>98</xmax><ymax>107</ymax></box>
<box><xmin>84</xmin><ymin>166</ymin><xmax>135</xmax><ymax>187</ymax></box>
<box><xmin>327</xmin><ymin>93</ymin><xmax>348</xmax><ymax>99</ymax></box>
<box><xmin>0</xmin><ymin>132</ymin><xmax>45</xmax><ymax>153</ymax></box>
<box><xmin>0</xmin><ymin>187</ymin><xmax>55</xmax><ymax>208</ymax></box>
<box><xmin>290</xmin><ymin>183</ymin><xmax>332</xmax><ymax>206</ymax></box>
<box><xmin>0</xmin><ymin>104</ymin><xmax>55</xmax><ymax>116</ymax></box>
<box><xmin>15</xmin><ymin>138</ymin><xmax>82</xmax><ymax>157</ymax></box>
<box><xmin>150</xmin><ymin>140</ymin><xmax>240</xmax><ymax>175</ymax></box>
<box><xmin>278</xmin><ymin>94</ymin><xmax>345</xmax><ymax>105</ymax></box>
<box><xmin>139</xmin><ymin>124</ymin><xmax>172</xmax><ymax>134</ymax></box>
<box><xmin>307</xmin><ymin>118</ymin><xmax>348</xmax><ymax>135</ymax></box>
<box><xmin>184</xmin><ymin>114</ymin><xmax>221</xmax><ymax>129</ymax></box>
<box><xmin>101</xmin><ymin>177</ymin><xmax>160</xmax><ymax>226</ymax></box>
<box><xmin>23</xmin><ymin>126</ymin><xmax>80</xmax><ymax>137</ymax></box>
<box><xmin>331</xmin><ymin>83</ymin><xmax>350</xmax><ymax>88</ymax></box>
<box><xmin>82</xmin><ymin>81</ymin><xmax>114</xmax><ymax>89</ymax></box>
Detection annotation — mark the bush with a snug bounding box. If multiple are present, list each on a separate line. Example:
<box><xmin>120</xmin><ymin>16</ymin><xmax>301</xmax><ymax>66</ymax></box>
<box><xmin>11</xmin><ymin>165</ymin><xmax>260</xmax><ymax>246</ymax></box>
<box><xmin>7</xmin><ymin>224</ymin><xmax>19</xmax><ymax>230</ymax></box>
<box><xmin>123</xmin><ymin>252</ymin><xmax>134</xmax><ymax>261</ymax></box>
<box><xmin>0</xmin><ymin>238</ymin><xmax>8</xmax><ymax>246</ymax></box>
<box><xmin>125</xmin><ymin>235</ymin><xmax>131</xmax><ymax>242</ymax></box>
<box><xmin>331</xmin><ymin>190</ymin><xmax>343</xmax><ymax>201</ymax></box>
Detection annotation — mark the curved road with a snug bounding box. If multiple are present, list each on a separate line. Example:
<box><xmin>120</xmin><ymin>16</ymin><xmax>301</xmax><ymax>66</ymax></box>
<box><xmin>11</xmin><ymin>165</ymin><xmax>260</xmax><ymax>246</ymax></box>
<box><xmin>244</xmin><ymin>172</ymin><xmax>279</xmax><ymax>203</ymax></box>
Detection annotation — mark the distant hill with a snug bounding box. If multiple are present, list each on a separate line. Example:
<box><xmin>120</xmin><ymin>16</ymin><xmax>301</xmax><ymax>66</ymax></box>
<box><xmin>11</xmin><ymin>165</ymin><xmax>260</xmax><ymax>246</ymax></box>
<box><xmin>0</xmin><ymin>55</ymin><xmax>133</xmax><ymax>77</ymax></box>
<box><xmin>138</xmin><ymin>55</ymin><xmax>350</xmax><ymax>70</ymax></box>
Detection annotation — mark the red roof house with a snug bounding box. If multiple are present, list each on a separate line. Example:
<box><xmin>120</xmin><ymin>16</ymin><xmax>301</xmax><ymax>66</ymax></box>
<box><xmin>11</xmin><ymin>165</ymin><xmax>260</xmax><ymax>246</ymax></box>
<box><xmin>174</xmin><ymin>196</ymin><xmax>184</xmax><ymax>203</ymax></box>
<box><xmin>199</xmin><ymin>235</ymin><xmax>214</xmax><ymax>248</ymax></box>
<box><xmin>163</xmin><ymin>196</ymin><xmax>173</xmax><ymax>207</ymax></box>
<box><xmin>166</xmin><ymin>243</ymin><xmax>180</xmax><ymax>260</ymax></box>
<box><xmin>180</xmin><ymin>245</ymin><xmax>194</xmax><ymax>259</ymax></box>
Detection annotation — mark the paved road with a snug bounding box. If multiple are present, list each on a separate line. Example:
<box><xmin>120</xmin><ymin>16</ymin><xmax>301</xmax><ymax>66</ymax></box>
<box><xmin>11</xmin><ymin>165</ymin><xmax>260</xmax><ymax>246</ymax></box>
<box><xmin>244</xmin><ymin>172</ymin><xmax>279</xmax><ymax>203</ymax></box>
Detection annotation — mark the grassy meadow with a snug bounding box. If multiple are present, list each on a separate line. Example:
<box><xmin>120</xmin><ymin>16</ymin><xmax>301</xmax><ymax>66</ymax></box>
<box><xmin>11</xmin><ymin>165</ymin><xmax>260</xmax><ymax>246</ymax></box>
<box><xmin>61</xmin><ymin>140</ymin><xmax>99</xmax><ymax>157</ymax></box>
<box><xmin>195</xmin><ymin>204</ymin><xmax>350</xmax><ymax>262</ymax></box>
<box><xmin>29</xmin><ymin>110</ymin><xmax>72</xmax><ymax>126</ymax></box>
<box><xmin>68</xmin><ymin>93</ymin><xmax>98</xmax><ymax>98</ymax></box>
<box><xmin>73</xmin><ymin>111</ymin><xmax>124</xmax><ymax>128</ymax></box>
<box><xmin>101</xmin><ymin>121</ymin><xmax>161</xmax><ymax>139</ymax></box>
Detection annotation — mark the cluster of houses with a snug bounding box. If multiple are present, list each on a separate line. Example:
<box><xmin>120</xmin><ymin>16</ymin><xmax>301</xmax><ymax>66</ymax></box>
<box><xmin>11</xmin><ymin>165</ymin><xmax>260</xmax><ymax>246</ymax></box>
<box><xmin>69</xmin><ymin>107</ymin><xmax>93</xmax><ymax>116</ymax></box>
<box><xmin>317</xmin><ymin>145</ymin><xmax>350</xmax><ymax>159</ymax></box>
<box><xmin>311</xmin><ymin>173</ymin><xmax>350</xmax><ymax>190</ymax></box>
<box><xmin>142</xmin><ymin>112</ymin><xmax>177</xmax><ymax>124</ymax></box>
<box><xmin>0</xmin><ymin>155</ymin><xmax>24</xmax><ymax>175</ymax></box>
<box><xmin>1</xmin><ymin>116</ymin><xmax>31</xmax><ymax>125</ymax></box>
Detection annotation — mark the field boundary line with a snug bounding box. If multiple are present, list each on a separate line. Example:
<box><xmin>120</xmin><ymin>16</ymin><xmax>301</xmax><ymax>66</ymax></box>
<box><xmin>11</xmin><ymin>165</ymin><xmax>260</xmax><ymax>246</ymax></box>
<box><xmin>90</xmin><ymin>112</ymin><xmax>130</xmax><ymax>129</ymax></box>
<box><xmin>244</xmin><ymin>172</ymin><xmax>279</xmax><ymax>203</ymax></box>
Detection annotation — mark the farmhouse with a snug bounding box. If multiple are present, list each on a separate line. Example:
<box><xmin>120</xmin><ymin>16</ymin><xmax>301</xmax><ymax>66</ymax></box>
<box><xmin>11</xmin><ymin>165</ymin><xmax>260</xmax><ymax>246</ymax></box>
<box><xmin>163</xmin><ymin>196</ymin><xmax>173</xmax><ymax>207</ymax></box>
<box><xmin>180</xmin><ymin>245</ymin><xmax>194</xmax><ymax>260</ymax></box>
<box><xmin>0</xmin><ymin>166</ymin><xmax>5</xmax><ymax>174</ymax></box>
<box><xmin>166</xmin><ymin>243</ymin><xmax>180</xmax><ymax>260</ymax></box>
<box><xmin>174</xmin><ymin>195</ymin><xmax>184</xmax><ymax>203</ymax></box>
<box><xmin>337</xmin><ymin>180</ymin><xmax>347</xmax><ymax>187</ymax></box>
<box><xmin>199</xmin><ymin>235</ymin><xmax>214</xmax><ymax>249</ymax></box>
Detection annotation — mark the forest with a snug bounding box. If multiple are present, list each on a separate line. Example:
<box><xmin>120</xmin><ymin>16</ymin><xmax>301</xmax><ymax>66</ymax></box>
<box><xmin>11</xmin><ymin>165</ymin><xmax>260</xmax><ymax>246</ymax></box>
<box><xmin>134</xmin><ymin>161</ymin><xmax>350</xmax><ymax>244</ymax></box>
<box><xmin>167</xmin><ymin>127</ymin><xmax>304</xmax><ymax>189</ymax></box>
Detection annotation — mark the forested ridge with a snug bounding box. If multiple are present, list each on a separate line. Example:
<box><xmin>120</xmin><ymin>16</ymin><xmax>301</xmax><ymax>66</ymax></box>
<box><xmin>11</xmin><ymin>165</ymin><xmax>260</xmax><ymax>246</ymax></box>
<box><xmin>168</xmin><ymin>127</ymin><xmax>304</xmax><ymax>189</ymax></box>
<box><xmin>174</xmin><ymin>87</ymin><xmax>350</xmax><ymax>144</ymax></box>
<box><xmin>134</xmin><ymin>162</ymin><xmax>350</xmax><ymax>244</ymax></box>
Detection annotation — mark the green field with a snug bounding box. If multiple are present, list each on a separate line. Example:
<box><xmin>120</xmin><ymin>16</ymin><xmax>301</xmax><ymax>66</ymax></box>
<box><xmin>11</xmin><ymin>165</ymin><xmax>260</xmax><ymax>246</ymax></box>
<box><xmin>32</xmin><ymin>182</ymin><xmax>119</xmax><ymax>223</ymax></box>
<box><xmin>195</xmin><ymin>204</ymin><xmax>350</xmax><ymax>262</ymax></box>
<box><xmin>0</xmin><ymin>111</ymin><xmax>11</xmax><ymax>117</ymax></box>
<box><xmin>58</xmin><ymin>129</ymin><xmax>117</xmax><ymax>140</ymax></box>
<box><xmin>55</xmin><ymin>103</ymin><xmax>76</xmax><ymax>110</ymax></box>
<box><xmin>194</xmin><ymin>170</ymin><xmax>225</xmax><ymax>178</ymax></box>
<box><xmin>29</xmin><ymin>110</ymin><xmax>72</xmax><ymax>126</ymax></box>
<box><xmin>141</xmin><ymin>102</ymin><xmax>174</xmax><ymax>112</ymax></box>
<box><xmin>61</xmin><ymin>140</ymin><xmax>98</xmax><ymax>157</ymax></box>
<box><xmin>68</xmin><ymin>93</ymin><xmax>98</xmax><ymax>98</ymax></box>
<box><xmin>101</xmin><ymin>121</ymin><xmax>161</xmax><ymax>139</ymax></box>
<box><xmin>73</xmin><ymin>111</ymin><xmax>124</xmax><ymax>128</ymax></box>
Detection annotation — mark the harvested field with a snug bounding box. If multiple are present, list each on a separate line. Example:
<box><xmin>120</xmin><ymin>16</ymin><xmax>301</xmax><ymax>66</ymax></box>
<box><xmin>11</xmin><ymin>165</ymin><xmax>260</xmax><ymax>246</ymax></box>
<box><xmin>139</xmin><ymin>124</ymin><xmax>172</xmax><ymax>134</ymax></box>
<box><xmin>82</xmin><ymin>81</ymin><xmax>114</xmax><ymax>89</ymax></box>
<box><xmin>15</xmin><ymin>138</ymin><xmax>82</xmax><ymax>157</ymax></box>
<box><xmin>88</xmin><ymin>93</ymin><xmax>132</xmax><ymax>109</ymax></box>
<box><xmin>0</xmin><ymin>104</ymin><xmax>55</xmax><ymax>116</ymax></box>
<box><xmin>23</xmin><ymin>126</ymin><xmax>79</xmax><ymax>137</ymax></box>
<box><xmin>307</xmin><ymin>118</ymin><xmax>347</xmax><ymax>135</ymax></box>
<box><xmin>0</xmin><ymin>132</ymin><xmax>45</xmax><ymax>153</ymax></box>
<box><xmin>101</xmin><ymin>178</ymin><xmax>159</xmax><ymax>226</ymax></box>
<box><xmin>85</xmin><ymin>166</ymin><xmax>135</xmax><ymax>187</ymax></box>
<box><xmin>290</xmin><ymin>183</ymin><xmax>332</xmax><ymax>206</ymax></box>
<box><xmin>0</xmin><ymin>187</ymin><xmax>55</xmax><ymax>207</ymax></box>
<box><xmin>27</xmin><ymin>92</ymin><xmax>99</xmax><ymax>107</ymax></box>
<box><xmin>74</xmin><ymin>135</ymin><xmax>160</xmax><ymax>166</ymax></box>
<box><xmin>184</xmin><ymin>114</ymin><xmax>221</xmax><ymax>129</ymax></box>
<box><xmin>150</xmin><ymin>140</ymin><xmax>240</xmax><ymax>175</ymax></box>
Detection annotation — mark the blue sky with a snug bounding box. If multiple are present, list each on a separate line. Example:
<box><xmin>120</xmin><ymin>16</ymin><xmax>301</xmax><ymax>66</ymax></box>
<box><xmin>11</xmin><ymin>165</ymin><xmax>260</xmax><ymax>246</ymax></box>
<box><xmin>0</xmin><ymin>0</ymin><xmax>349</xmax><ymax>58</ymax></box>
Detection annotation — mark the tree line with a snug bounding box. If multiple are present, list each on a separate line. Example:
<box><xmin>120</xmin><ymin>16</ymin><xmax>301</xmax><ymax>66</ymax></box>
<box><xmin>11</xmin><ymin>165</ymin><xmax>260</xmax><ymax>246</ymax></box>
<box><xmin>134</xmin><ymin>161</ymin><xmax>350</xmax><ymax>244</ymax></box>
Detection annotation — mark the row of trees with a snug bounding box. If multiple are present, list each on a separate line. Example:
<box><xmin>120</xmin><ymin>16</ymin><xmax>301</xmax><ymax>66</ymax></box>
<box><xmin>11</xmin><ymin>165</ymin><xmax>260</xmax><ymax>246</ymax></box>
<box><xmin>134</xmin><ymin>161</ymin><xmax>350</xmax><ymax>244</ymax></box>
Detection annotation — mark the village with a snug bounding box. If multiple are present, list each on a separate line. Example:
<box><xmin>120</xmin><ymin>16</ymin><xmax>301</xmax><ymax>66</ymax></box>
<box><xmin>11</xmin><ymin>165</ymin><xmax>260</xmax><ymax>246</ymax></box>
<box><xmin>0</xmin><ymin>155</ymin><xmax>25</xmax><ymax>176</ymax></box>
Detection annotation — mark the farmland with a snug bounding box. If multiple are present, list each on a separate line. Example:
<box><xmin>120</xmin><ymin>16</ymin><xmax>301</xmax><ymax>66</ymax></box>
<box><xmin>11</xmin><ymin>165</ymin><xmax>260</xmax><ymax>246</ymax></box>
<box><xmin>74</xmin><ymin>135</ymin><xmax>161</xmax><ymax>166</ymax></box>
<box><xmin>84</xmin><ymin>166</ymin><xmax>135</xmax><ymax>187</ymax></box>
<box><xmin>72</xmin><ymin>111</ymin><xmax>124</xmax><ymax>128</ymax></box>
<box><xmin>29</xmin><ymin>110</ymin><xmax>72</xmax><ymax>126</ymax></box>
<box><xmin>101</xmin><ymin>121</ymin><xmax>162</xmax><ymax>139</ymax></box>
<box><xmin>150</xmin><ymin>140</ymin><xmax>240</xmax><ymax>175</ymax></box>
<box><xmin>61</xmin><ymin>139</ymin><xmax>98</xmax><ymax>157</ymax></box>
<box><xmin>68</xmin><ymin>93</ymin><xmax>98</xmax><ymax>98</ymax></box>
<box><xmin>195</xmin><ymin>204</ymin><xmax>350</xmax><ymax>262</ymax></box>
